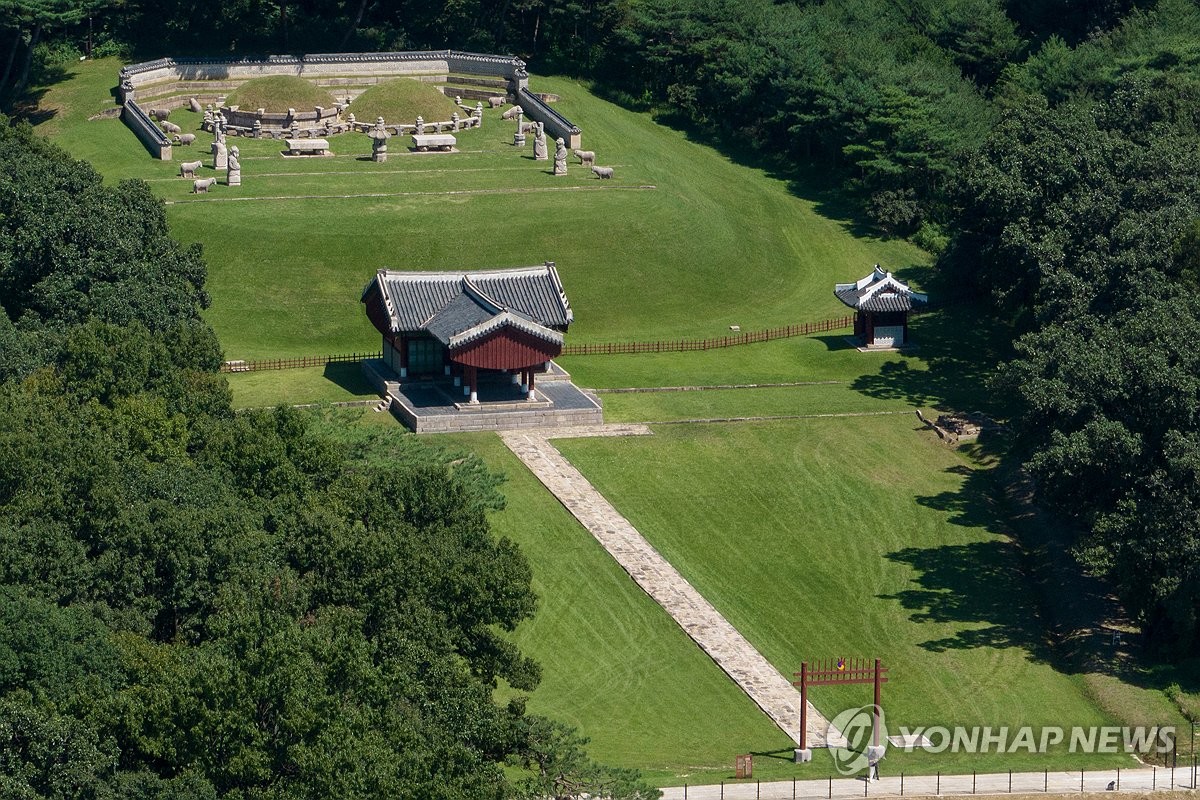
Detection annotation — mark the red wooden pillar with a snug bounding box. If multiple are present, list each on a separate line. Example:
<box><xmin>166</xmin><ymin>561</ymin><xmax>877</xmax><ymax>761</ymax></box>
<box><xmin>799</xmin><ymin>661</ymin><xmax>808</xmax><ymax>751</ymax></box>
<box><xmin>873</xmin><ymin>658</ymin><xmax>882</xmax><ymax>747</ymax></box>
<box><xmin>527</xmin><ymin>368</ymin><xmax>536</xmax><ymax>400</ymax></box>
<box><xmin>468</xmin><ymin>366</ymin><xmax>478</xmax><ymax>403</ymax></box>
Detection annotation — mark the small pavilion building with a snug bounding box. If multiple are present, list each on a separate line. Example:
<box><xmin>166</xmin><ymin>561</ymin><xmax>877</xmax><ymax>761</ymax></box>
<box><xmin>361</xmin><ymin>262</ymin><xmax>573</xmax><ymax>403</ymax></box>
<box><xmin>834</xmin><ymin>265</ymin><xmax>928</xmax><ymax>349</ymax></box>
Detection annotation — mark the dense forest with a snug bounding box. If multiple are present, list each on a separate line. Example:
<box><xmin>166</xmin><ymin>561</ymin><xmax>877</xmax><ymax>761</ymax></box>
<box><xmin>0</xmin><ymin>120</ymin><xmax>657</xmax><ymax>798</ymax></box>
<box><xmin>6</xmin><ymin>0</ymin><xmax>1200</xmax><ymax>791</ymax></box>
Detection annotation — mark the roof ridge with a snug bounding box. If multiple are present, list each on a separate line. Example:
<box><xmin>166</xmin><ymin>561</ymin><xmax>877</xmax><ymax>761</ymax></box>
<box><xmin>461</xmin><ymin>275</ymin><xmax>506</xmax><ymax>314</ymax></box>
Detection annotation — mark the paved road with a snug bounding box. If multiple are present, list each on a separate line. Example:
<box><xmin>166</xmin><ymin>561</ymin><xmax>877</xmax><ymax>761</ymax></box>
<box><xmin>661</xmin><ymin>766</ymin><xmax>1197</xmax><ymax>799</ymax></box>
<box><xmin>500</xmin><ymin>425</ymin><xmax>842</xmax><ymax>748</ymax></box>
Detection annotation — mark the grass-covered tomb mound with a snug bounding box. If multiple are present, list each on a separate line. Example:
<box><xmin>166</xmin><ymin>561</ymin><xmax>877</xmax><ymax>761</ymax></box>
<box><xmin>349</xmin><ymin>79</ymin><xmax>462</xmax><ymax>124</ymax></box>
<box><xmin>225</xmin><ymin>76</ymin><xmax>337</xmax><ymax>112</ymax></box>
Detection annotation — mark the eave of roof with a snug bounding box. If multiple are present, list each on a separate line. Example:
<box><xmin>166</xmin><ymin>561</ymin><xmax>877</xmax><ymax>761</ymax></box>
<box><xmin>448</xmin><ymin>311</ymin><xmax>565</xmax><ymax>348</ymax></box>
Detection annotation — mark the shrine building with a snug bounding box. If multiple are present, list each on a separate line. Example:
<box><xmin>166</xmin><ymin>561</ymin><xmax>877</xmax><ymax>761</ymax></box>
<box><xmin>834</xmin><ymin>265</ymin><xmax>928</xmax><ymax>349</ymax></box>
<box><xmin>361</xmin><ymin>262</ymin><xmax>573</xmax><ymax>403</ymax></box>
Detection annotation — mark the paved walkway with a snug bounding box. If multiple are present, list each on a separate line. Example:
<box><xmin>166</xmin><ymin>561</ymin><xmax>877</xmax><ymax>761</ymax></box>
<box><xmin>660</xmin><ymin>766</ymin><xmax>1195</xmax><ymax>799</ymax></box>
<box><xmin>500</xmin><ymin>425</ymin><xmax>841</xmax><ymax>748</ymax></box>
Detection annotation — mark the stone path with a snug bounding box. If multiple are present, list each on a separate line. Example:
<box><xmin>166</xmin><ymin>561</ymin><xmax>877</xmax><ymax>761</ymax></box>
<box><xmin>500</xmin><ymin>425</ymin><xmax>841</xmax><ymax>748</ymax></box>
<box><xmin>660</xmin><ymin>766</ymin><xmax>1190</xmax><ymax>799</ymax></box>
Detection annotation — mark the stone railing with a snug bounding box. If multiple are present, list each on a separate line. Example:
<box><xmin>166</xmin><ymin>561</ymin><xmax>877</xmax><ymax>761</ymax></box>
<box><xmin>517</xmin><ymin>87</ymin><xmax>582</xmax><ymax>149</ymax></box>
<box><xmin>121</xmin><ymin>99</ymin><xmax>172</xmax><ymax>160</ymax></box>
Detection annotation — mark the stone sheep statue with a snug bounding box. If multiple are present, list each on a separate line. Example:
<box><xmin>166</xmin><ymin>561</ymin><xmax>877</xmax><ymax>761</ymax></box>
<box><xmin>179</xmin><ymin>160</ymin><xmax>203</xmax><ymax>178</ymax></box>
<box><xmin>592</xmin><ymin>165</ymin><xmax>614</xmax><ymax>179</ymax></box>
<box><xmin>501</xmin><ymin>105</ymin><xmax>524</xmax><ymax>120</ymax></box>
<box><xmin>488</xmin><ymin>96</ymin><xmax>506</xmax><ymax>108</ymax></box>
<box><xmin>192</xmin><ymin>177</ymin><xmax>217</xmax><ymax>193</ymax></box>
<box><xmin>150</xmin><ymin>108</ymin><xmax>170</xmax><ymax>121</ymax></box>
<box><xmin>574</xmin><ymin>149</ymin><xmax>596</xmax><ymax>167</ymax></box>
<box><xmin>161</xmin><ymin>121</ymin><xmax>182</xmax><ymax>135</ymax></box>
<box><xmin>520</xmin><ymin>121</ymin><xmax>539</xmax><ymax>134</ymax></box>
<box><xmin>188</xmin><ymin>97</ymin><xmax>203</xmax><ymax>113</ymax></box>
<box><xmin>173</xmin><ymin>133</ymin><xmax>197</xmax><ymax>146</ymax></box>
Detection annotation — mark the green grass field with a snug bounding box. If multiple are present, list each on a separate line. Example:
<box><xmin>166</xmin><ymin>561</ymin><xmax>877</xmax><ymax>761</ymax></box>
<box><xmin>31</xmin><ymin>59</ymin><xmax>1197</xmax><ymax>786</ymax></box>
<box><xmin>436</xmin><ymin>431</ymin><xmax>801</xmax><ymax>785</ymax></box>
<box><xmin>553</xmin><ymin>419</ymin><xmax>1184</xmax><ymax>773</ymax></box>
<box><xmin>35</xmin><ymin>59</ymin><xmax>927</xmax><ymax>363</ymax></box>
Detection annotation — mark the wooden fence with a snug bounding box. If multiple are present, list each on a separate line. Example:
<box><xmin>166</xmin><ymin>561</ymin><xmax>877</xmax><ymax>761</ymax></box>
<box><xmin>220</xmin><ymin>351</ymin><xmax>382</xmax><ymax>373</ymax></box>
<box><xmin>560</xmin><ymin>315</ymin><xmax>854</xmax><ymax>356</ymax></box>
<box><xmin>219</xmin><ymin>315</ymin><xmax>856</xmax><ymax>372</ymax></box>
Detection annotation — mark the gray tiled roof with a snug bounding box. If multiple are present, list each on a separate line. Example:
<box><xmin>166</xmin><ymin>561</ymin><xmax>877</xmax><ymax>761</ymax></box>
<box><xmin>834</xmin><ymin>288</ymin><xmax>915</xmax><ymax>313</ymax></box>
<box><xmin>834</xmin><ymin>266</ymin><xmax>928</xmax><ymax>312</ymax></box>
<box><xmin>364</xmin><ymin>263</ymin><xmax>574</xmax><ymax>336</ymax></box>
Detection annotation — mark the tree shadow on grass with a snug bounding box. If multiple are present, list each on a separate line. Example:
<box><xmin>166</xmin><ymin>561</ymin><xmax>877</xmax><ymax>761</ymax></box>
<box><xmin>880</xmin><ymin>539</ymin><xmax>1055</xmax><ymax>660</ymax></box>
<box><xmin>322</xmin><ymin>361</ymin><xmax>376</xmax><ymax>396</ymax></box>
<box><xmin>882</xmin><ymin>456</ymin><xmax>1200</xmax><ymax>696</ymax></box>
<box><xmin>848</xmin><ymin>301</ymin><xmax>1015</xmax><ymax>415</ymax></box>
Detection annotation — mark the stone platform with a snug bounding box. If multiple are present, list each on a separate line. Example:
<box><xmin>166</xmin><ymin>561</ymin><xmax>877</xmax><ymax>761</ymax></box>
<box><xmin>363</xmin><ymin>359</ymin><xmax>603</xmax><ymax>433</ymax></box>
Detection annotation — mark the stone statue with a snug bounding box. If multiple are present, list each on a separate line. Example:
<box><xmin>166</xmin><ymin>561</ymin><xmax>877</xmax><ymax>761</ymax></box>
<box><xmin>533</xmin><ymin>122</ymin><xmax>548</xmax><ymax>161</ymax></box>
<box><xmin>553</xmin><ymin>137</ymin><xmax>567</xmax><ymax>175</ymax></box>
<box><xmin>369</xmin><ymin>116</ymin><xmax>391</xmax><ymax>163</ymax></box>
<box><xmin>415</xmin><ymin>115</ymin><xmax>425</xmax><ymax>135</ymax></box>
<box><xmin>203</xmin><ymin>108</ymin><xmax>214</xmax><ymax>130</ymax></box>
<box><xmin>227</xmin><ymin>145</ymin><xmax>241</xmax><ymax>186</ymax></box>
<box><xmin>451</xmin><ymin>111</ymin><xmax>460</xmax><ymax>131</ymax></box>
<box><xmin>212</xmin><ymin>118</ymin><xmax>228</xmax><ymax>170</ymax></box>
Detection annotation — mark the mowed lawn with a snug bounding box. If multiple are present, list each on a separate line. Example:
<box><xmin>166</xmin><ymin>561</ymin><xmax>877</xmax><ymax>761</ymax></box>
<box><xmin>37</xmin><ymin>61</ymin><xmax>928</xmax><ymax>364</ymax></box>
<box><xmin>436</xmin><ymin>432</ymin><xmax>799</xmax><ymax>785</ymax></box>
<box><xmin>554</xmin><ymin>418</ymin><xmax>1149</xmax><ymax>773</ymax></box>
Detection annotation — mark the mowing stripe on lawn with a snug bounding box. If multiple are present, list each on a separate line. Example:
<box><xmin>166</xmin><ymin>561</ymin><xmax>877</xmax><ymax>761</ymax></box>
<box><xmin>500</xmin><ymin>427</ymin><xmax>845</xmax><ymax>749</ymax></box>
<box><xmin>145</xmin><ymin>164</ymin><xmax>635</xmax><ymax>181</ymax></box>
<box><xmin>645</xmin><ymin>410</ymin><xmax>914</xmax><ymax>425</ymax></box>
<box><xmin>595</xmin><ymin>381</ymin><xmax>848</xmax><ymax>393</ymax></box>
<box><xmin>165</xmin><ymin>184</ymin><xmax>658</xmax><ymax>204</ymax></box>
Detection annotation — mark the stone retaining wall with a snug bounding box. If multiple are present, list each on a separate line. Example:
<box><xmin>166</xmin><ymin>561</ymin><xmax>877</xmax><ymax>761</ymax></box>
<box><xmin>392</xmin><ymin>400</ymin><xmax>603</xmax><ymax>433</ymax></box>
<box><xmin>119</xmin><ymin>51</ymin><xmax>530</xmax><ymax>105</ymax></box>
<box><xmin>121</xmin><ymin>100</ymin><xmax>173</xmax><ymax>160</ymax></box>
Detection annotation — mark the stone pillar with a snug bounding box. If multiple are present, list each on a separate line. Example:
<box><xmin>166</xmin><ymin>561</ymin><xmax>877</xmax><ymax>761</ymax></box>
<box><xmin>451</xmin><ymin>112</ymin><xmax>460</xmax><ymax>131</ymax></box>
